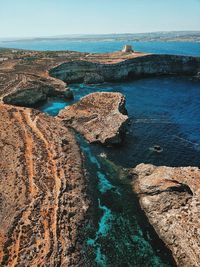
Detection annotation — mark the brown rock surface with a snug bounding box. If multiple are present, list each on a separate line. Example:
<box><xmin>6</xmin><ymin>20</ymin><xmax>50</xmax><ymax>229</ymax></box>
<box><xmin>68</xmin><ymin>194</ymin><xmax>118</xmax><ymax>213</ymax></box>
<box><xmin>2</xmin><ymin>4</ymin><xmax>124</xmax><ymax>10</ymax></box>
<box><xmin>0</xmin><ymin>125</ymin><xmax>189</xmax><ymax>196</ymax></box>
<box><xmin>58</xmin><ymin>92</ymin><xmax>128</xmax><ymax>145</ymax></box>
<box><xmin>132</xmin><ymin>163</ymin><xmax>200</xmax><ymax>267</ymax></box>
<box><xmin>0</xmin><ymin>49</ymin><xmax>147</xmax><ymax>105</ymax></box>
<box><xmin>0</xmin><ymin>103</ymin><xmax>89</xmax><ymax>266</ymax></box>
<box><xmin>1</xmin><ymin>48</ymin><xmax>199</xmax><ymax>106</ymax></box>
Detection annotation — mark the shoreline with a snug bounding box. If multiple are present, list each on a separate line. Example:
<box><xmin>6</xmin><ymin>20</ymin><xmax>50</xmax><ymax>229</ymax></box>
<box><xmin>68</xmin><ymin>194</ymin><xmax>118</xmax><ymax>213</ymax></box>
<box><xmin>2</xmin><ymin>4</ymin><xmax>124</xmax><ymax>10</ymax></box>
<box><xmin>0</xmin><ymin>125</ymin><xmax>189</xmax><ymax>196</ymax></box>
<box><xmin>0</xmin><ymin>48</ymin><xmax>200</xmax><ymax>265</ymax></box>
<box><xmin>0</xmin><ymin>48</ymin><xmax>199</xmax><ymax>107</ymax></box>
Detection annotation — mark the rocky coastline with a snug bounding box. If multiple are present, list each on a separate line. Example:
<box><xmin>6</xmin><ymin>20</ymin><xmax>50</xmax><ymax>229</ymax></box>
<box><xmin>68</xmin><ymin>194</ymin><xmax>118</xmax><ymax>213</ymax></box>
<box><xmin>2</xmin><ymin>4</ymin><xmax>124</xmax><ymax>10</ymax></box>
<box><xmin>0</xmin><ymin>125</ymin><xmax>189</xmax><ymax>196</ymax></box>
<box><xmin>1</xmin><ymin>49</ymin><xmax>200</xmax><ymax>107</ymax></box>
<box><xmin>50</xmin><ymin>54</ymin><xmax>200</xmax><ymax>84</ymax></box>
<box><xmin>132</xmin><ymin>164</ymin><xmax>200</xmax><ymax>267</ymax></box>
<box><xmin>0</xmin><ymin>48</ymin><xmax>200</xmax><ymax>266</ymax></box>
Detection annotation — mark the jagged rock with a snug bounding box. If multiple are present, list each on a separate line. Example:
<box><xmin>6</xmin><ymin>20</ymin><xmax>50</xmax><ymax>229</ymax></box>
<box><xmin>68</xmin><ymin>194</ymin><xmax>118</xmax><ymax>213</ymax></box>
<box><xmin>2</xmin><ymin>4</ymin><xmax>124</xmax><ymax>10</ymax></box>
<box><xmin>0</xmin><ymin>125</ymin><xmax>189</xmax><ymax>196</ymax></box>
<box><xmin>58</xmin><ymin>92</ymin><xmax>128</xmax><ymax>145</ymax></box>
<box><xmin>0</xmin><ymin>103</ymin><xmax>89</xmax><ymax>267</ymax></box>
<box><xmin>131</xmin><ymin>164</ymin><xmax>200</xmax><ymax>267</ymax></box>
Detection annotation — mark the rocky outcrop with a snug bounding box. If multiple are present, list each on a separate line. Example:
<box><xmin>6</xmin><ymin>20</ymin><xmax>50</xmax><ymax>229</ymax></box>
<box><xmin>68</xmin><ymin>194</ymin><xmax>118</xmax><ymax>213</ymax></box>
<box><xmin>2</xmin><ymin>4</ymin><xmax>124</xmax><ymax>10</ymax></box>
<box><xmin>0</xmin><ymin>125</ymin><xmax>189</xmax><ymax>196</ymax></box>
<box><xmin>2</xmin><ymin>77</ymin><xmax>73</xmax><ymax>107</ymax></box>
<box><xmin>0</xmin><ymin>49</ymin><xmax>146</xmax><ymax>105</ymax></box>
<box><xmin>50</xmin><ymin>54</ymin><xmax>200</xmax><ymax>84</ymax></box>
<box><xmin>132</xmin><ymin>164</ymin><xmax>200</xmax><ymax>267</ymax></box>
<box><xmin>0</xmin><ymin>104</ymin><xmax>89</xmax><ymax>267</ymax></box>
<box><xmin>1</xmin><ymin>49</ymin><xmax>199</xmax><ymax>103</ymax></box>
<box><xmin>58</xmin><ymin>92</ymin><xmax>128</xmax><ymax>145</ymax></box>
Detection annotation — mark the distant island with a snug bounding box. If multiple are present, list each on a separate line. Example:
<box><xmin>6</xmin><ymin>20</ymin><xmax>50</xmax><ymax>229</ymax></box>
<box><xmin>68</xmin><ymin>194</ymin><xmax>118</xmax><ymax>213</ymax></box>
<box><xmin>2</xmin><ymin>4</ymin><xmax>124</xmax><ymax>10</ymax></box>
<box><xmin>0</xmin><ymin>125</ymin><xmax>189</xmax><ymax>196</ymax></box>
<box><xmin>1</xmin><ymin>31</ymin><xmax>200</xmax><ymax>43</ymax></box>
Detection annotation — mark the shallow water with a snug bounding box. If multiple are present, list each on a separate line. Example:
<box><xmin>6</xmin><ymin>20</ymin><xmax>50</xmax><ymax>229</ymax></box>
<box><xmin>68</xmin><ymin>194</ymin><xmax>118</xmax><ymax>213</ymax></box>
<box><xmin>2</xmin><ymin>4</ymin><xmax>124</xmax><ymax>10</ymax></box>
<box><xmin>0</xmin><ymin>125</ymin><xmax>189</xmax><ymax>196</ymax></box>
<box><xmin>76</xmin><ymin>135</ymin><xmax>175</xmax><ymax>267</ymax></box>
<box><xmin>39</xmin><ymin>76</ymin><xmax>200</xmax><ymax>266</ymax></box>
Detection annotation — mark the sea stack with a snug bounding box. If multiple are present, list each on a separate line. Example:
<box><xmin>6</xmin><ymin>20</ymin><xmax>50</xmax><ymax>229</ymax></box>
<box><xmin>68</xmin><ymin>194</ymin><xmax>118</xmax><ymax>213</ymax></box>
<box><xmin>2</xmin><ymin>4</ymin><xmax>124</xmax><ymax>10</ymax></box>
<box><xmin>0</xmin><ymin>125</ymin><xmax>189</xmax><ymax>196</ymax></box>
<box><xmin>58</xmin><ymin>92</ymin><xmax>129</xmax><ymax>145</ymax></box>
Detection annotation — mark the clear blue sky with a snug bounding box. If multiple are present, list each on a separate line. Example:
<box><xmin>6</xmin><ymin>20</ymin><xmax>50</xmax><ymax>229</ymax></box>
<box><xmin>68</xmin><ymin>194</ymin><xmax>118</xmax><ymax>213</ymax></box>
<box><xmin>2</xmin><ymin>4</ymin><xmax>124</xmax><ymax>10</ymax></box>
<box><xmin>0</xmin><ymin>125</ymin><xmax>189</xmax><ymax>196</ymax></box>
<box><xmin>1</xmin><ymin>0</ymin><xmax>200</xmax><ymax>38</ymax></box>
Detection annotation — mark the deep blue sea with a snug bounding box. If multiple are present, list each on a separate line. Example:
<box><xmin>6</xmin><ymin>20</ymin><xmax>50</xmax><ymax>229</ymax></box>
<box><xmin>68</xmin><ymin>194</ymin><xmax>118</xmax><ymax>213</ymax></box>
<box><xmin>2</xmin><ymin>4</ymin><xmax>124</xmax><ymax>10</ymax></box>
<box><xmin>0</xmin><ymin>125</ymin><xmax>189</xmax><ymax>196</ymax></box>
<box><xmin>1</xmin><ymin>39</ymin><xmax>200</xmax><ymax>56</ymax></box>
<box><xmin>31</xmin><ymin>41</ymin><xmax>200</xmax><ymax>266</ymax></box>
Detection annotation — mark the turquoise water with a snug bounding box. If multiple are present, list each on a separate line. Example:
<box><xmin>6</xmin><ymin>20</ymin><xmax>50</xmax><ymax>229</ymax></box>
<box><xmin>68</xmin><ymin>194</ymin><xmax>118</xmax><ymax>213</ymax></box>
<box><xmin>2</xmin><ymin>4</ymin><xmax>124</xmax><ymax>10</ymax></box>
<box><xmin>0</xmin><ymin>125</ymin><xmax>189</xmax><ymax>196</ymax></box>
<box><xmin>37</xmin><ymin>42</ymin><xmax>200</xmax><ymax>266</ymax></box>
<box><xmin>1</xmin><ymin>39</ymin><xmax>200</xmax><ymax>56</ymax></box>
<box><xmin>77</xmin><ymin>135</ymin><xmax>175</xmax><ymax>267</ymax></box>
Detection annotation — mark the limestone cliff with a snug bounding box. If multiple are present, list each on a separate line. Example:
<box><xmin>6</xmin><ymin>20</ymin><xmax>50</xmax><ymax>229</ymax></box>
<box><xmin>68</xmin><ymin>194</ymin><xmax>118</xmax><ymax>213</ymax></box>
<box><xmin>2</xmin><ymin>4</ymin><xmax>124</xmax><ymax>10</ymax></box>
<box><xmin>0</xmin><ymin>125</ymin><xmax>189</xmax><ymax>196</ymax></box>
<box><xmin>1</xmin><ymin>49</ymin><xmax>200</xmax><ymax>106</ymax></box>
<box><xmin>58</xmin><ymin>92</ymin><xmax>128</xmax><ymax>145</ymax></box>
<box><xmin>132</xmin><ymin>164</ymin><xmax>200</xmax><ymax>267</ymax></box>
<box><xmin>0</xmin><ymin>104</ymin><xmax>89</xmax><ymax>267</ymax></box>
<box><xmin>50</xmin><ymin>54</ymin><xmax>200</xmax><ymax>84</ymax></box>
<box><xmin>2</xmin><ymin>75</ymin><xmax>73</xmax><ymax>107</ymax></box>
<box><xmin>0</xmin><ymin>49</ymin><xmax>146</xmax><ymax>106</ymax></box>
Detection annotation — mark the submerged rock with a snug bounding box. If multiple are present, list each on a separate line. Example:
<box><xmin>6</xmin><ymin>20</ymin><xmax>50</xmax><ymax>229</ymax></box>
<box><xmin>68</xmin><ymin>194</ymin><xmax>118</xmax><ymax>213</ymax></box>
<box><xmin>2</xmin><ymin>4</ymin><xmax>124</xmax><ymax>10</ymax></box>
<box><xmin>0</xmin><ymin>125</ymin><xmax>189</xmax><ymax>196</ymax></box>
<box><xmin>0</xmin><ymin>104</ymin><xmax>89</xmax><ymax>267</ymax></box>
<box><xmin>194</xmin><ymin>72</ymin><xmax>200</xmax><ymax>80</ymax></box>
<box><xmin>131</xmin><ymin>164</ymin><xmax>200</xmax><ymax>267</ymax></box>
<box><xmin>58</xmin><ymin>92</ymin><xmax>129</xmax><ymax>145</ymax></box>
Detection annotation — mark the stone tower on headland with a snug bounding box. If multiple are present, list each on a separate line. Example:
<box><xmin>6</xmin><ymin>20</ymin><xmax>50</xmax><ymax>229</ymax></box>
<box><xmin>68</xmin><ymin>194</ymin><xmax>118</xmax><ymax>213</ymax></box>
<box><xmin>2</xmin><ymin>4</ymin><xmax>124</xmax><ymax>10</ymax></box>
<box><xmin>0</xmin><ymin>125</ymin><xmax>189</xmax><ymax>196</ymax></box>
<box><xmin>122</xmin><ymin>45</ymin><xmax>133</xmax><ymax>53</ymax></box>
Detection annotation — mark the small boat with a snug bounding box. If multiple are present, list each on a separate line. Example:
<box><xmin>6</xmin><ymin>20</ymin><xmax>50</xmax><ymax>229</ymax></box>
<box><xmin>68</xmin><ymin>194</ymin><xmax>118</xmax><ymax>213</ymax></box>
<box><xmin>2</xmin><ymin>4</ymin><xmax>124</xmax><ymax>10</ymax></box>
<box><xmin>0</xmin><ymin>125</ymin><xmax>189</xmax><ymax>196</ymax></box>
<box><xmin>99</xmin><ymin>152</ymin><xmax>107</xmax><ymax>158</ymax></box>
<box><xmin>149</xmin><ymin>145</ymin><xmax>163</xmax><ymax>153</ymax></box>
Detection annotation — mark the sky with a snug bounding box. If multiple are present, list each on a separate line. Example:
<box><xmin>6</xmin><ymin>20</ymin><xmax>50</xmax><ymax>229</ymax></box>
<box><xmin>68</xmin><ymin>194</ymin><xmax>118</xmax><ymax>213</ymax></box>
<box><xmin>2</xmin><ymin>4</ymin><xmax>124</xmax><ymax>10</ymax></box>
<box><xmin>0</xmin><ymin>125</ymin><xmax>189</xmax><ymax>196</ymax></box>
<box><xmin>0</xmin><ymin>0</ymin><xmax>200</xmax><ymax>38</ymax></box>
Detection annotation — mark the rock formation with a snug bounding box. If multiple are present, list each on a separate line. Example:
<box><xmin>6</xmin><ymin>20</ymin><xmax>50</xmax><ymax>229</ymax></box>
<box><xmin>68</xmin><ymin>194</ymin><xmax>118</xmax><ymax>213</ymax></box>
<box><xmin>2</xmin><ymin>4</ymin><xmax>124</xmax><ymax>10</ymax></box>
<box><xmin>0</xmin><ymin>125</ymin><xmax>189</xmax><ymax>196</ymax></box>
<box><xmin>58</xmin><ymin>92</ymin><xmax>128</xmax><ymax>145</ymax></box>
<box><xmin>132</xmin><ymin>163</ymin><xmax>200</xmax><ymax>267</ymax></box>
<box><xmin>0</xmin><ymin>103</ymin><xmax>89</xmax><ymax>267</ymax></box>
<box><xmin>0</xmin><ymin>49</ymin><xmax>147</xmax><ymax>106</ymax></box>
<box><xmin>3</xmin><ymin>78</ymin><xmax>74</xmax><ymax>107</ymax></box>
<box><xmin>1</xmin><ymin>48</ymin><xmax>200</xmax><ymax>103</ymax></box>
<box><xmin>50</xmin><ymin>54</ymin><xmax>200</xmax><ymax>84</ymax></box>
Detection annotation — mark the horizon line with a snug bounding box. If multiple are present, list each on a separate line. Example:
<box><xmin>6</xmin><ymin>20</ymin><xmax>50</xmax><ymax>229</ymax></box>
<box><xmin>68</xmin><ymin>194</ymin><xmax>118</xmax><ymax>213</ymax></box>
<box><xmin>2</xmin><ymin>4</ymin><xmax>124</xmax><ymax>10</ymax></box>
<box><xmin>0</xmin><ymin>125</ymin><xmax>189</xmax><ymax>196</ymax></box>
<box><xmin>1</xmin><ymin>30</ymin><xmax>200</xmax><ymax>41</ymax></box>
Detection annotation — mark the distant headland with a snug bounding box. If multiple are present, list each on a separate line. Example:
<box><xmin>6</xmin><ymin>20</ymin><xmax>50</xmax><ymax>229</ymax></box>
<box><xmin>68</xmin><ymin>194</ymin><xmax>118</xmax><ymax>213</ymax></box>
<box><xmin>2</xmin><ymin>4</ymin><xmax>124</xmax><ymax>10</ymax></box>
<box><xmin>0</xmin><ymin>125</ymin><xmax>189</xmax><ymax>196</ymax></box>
<box><xmin>1</xmin><ymin>31</ymin><xmax>200</xmax><ymax>43</ymax></box>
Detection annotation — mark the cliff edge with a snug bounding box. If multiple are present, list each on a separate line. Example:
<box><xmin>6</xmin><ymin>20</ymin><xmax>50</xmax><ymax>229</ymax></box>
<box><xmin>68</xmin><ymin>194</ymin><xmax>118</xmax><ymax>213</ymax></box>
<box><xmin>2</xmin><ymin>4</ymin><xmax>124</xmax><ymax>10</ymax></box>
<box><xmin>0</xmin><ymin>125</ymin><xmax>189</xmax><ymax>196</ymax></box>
<box><xmin>132</xmin><ymin>164</ymin><xmax>200</xmax><ymax>267</ymax></box>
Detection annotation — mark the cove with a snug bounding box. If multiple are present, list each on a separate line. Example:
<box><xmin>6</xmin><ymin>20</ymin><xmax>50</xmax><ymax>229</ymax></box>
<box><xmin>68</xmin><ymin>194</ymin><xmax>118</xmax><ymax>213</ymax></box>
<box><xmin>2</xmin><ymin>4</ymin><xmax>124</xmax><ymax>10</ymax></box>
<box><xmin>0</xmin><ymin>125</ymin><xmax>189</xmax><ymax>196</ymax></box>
<box><xmin>39</xmin><ymin>76</ymin><xmax>200</xmax><ymax>266</ymax></box>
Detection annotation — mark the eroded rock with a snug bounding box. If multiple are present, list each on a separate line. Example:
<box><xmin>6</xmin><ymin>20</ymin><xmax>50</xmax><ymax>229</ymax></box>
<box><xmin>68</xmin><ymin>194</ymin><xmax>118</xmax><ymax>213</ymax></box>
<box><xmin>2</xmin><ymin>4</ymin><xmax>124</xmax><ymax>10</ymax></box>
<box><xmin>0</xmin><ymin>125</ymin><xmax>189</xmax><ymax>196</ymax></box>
<box><xmin>0</xmin><ymin>103</ymin><xmax>89</xmax><ymax>267</ymax></box>
<box><xmin>132</xmin><ymin>163</ymin><xmax>200</xmax><ymax>267</ymax></box>
<box><xmin>50</xmin><ymin>54</ymin><xmax>200</xmax><ymax>84</ymax></box>
<box><xmin>58</xmin><ymin>92</ymin><xmax>129</xmax><ymax>145</ymax></box>
<box><xmin>1</xmin><ymin>48</ymin><xmax>200</xmax><ymax>105</ymax></box>
<box><xmin>3</xmin><ymin>79</ymin><xmax>73</xmax><ymax>107</ymax></box>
